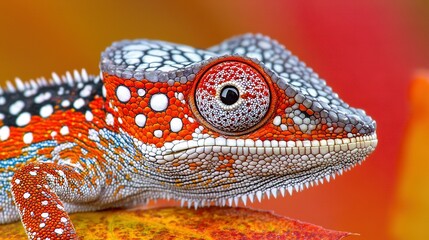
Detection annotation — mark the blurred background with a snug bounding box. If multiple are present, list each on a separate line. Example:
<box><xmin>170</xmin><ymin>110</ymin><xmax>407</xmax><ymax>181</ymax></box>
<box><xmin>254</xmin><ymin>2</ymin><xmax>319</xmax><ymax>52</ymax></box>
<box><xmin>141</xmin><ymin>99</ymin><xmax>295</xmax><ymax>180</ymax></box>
<box><xmin>1</xmin><ymin>1</ymin><xmax>428</xmax><ymax>239</ymax></box>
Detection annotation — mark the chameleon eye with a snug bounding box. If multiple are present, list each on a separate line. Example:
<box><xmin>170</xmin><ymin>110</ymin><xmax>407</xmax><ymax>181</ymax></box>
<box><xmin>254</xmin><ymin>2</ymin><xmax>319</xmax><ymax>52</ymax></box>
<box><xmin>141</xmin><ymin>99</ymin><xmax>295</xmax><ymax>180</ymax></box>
<box><xmin>192</xmin><ymin>57</ymin><xmax>274</xmax><ymax>135</ymax></box>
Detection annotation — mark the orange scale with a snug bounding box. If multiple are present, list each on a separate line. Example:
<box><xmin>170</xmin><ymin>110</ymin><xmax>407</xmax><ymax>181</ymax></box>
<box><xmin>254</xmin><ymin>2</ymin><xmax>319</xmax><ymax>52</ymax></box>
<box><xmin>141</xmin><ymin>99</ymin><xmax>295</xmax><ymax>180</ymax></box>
<box><xmin>160</xmin><ymin>88</ymin><xmax>168</xmax><ymax>93</ymax></box>
<box><xmin>145</xmin><ymin>82</ymin><xmax>154</xmax><ymax>89</ymax></box>
<box><xmin>147</xmin><ymin>111</ymin><xmax>156</xmax><ymax>118</ymax></box>
<box><xmin>124</xmin><ymin>79</ymin><xmax>134</xmax><ymax>87</ymax></box>
<box><xmin>135</xmin><ymin>81</ymin><xmax>145</xmax><ymax>88</ymax></box>
<box><xmin>148</xmin><ymin>88</ymin><xmax>159</xmax><ymax>95</ymax></box>
<box><xmin>130</xmin><ymin>103</ymin><xmax>139</xmax><ymax>109</ymax></box>
<box><xmin>167</xmin><ymin>91</ymin><xmax>175</xmax><ymax>98</ymax></box>
<box><xmin>169</xmin><ymin>98</ymin><xmax>176</xmax><ymax>105</ymax></box>
<box><xmin>142</xmin><ymin>107</ymin><xmax>151</xmax><ymax>114</ymax></box>
<box><xmin>164</xmin><ymin>115</ymin><xmax>172</xmax><ymax>122</ymax></box>
<box><xmin>138</xmin><ymin>101</ymin><xmax>146</xmax><ymax>108</ymax></box>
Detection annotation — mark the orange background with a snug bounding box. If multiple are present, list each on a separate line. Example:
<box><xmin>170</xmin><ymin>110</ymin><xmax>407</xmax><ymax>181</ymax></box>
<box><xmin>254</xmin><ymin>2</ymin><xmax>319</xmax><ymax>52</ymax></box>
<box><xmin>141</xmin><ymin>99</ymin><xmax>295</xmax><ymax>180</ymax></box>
<box><xmin>1</xmin><ymin>1</ymin><xmax>428</xmax><ymax>239</ymax></box>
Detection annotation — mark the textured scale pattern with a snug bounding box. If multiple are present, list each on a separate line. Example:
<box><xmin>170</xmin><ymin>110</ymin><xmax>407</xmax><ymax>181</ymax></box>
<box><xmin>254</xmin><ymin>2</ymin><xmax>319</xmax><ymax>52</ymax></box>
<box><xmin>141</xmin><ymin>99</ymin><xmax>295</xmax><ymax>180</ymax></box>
<box><xmin>0</xmin><ymin>34</ymin><xmax>377</xmax><ymax>239</ymax></box>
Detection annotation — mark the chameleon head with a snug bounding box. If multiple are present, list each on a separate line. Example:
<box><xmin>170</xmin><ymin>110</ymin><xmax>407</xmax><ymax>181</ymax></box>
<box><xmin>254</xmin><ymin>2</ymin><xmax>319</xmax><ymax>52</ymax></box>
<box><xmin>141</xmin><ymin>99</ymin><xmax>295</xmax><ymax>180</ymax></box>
<box><xmin>100</xmin><ymin>34</ymin><xmax>377</xmax><ymax>205</ymax></box>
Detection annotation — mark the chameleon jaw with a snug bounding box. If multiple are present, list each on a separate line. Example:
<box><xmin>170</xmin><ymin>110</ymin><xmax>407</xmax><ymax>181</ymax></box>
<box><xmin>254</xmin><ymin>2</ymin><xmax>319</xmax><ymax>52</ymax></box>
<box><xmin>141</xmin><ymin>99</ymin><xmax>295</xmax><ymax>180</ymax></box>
<box><xmin>140</xmin><ymin>132</ymin><xmax>378</xmax><ymax>206</ymax></box>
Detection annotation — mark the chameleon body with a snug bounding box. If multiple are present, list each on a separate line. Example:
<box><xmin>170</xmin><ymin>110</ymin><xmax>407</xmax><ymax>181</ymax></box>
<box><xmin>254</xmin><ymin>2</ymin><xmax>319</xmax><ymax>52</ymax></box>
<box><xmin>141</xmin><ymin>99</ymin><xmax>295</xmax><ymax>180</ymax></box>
<box><xmin>0</xmin><ymin>34</ymin><xmax>377</xmax><ymax>239</ymax></box>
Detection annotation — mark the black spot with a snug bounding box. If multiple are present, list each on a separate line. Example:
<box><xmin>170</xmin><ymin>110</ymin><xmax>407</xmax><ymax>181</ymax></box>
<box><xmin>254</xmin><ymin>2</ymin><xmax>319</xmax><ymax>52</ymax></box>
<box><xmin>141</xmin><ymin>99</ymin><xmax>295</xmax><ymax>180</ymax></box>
<box><xmin>220</xmin><ymin>85</ymin><xmax>239</xmax><ymax>105</ymax></box>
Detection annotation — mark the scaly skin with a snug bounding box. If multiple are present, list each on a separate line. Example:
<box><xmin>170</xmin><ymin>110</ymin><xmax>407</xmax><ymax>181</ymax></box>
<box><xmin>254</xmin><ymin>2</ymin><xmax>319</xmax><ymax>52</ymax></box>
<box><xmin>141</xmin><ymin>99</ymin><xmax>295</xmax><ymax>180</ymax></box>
<box><xmin>0</xmin><ymin>34</ymin><xmax>377</xmax><ymax>239</ymax></box>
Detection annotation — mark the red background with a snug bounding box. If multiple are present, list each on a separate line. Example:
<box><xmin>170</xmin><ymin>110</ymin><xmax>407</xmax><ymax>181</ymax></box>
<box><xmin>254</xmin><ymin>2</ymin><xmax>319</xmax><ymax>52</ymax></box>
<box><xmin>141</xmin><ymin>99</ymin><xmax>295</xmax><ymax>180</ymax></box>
<box><xmin>1</xmin><ymin>1</ymin><xmax>428</xmax><ymax>239</ymax></box>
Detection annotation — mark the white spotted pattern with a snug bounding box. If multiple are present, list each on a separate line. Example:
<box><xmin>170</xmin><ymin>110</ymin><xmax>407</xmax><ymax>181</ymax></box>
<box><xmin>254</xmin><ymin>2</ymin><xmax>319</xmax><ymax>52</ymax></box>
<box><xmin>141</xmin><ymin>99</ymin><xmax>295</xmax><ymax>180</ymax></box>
<box><xmin>16</xmin><ymin>112</ymin><xmax>31</xmax><ymax>126</ymax></box>
<box><xmin>73</xmin><ymin>98</ymin><xmax>85</xmax><ymax>109</ymax></box>
<box><xmin>150</xmin><ymin>93</ymin><xmax>168</xmax><ymax>112</ymax></box>
<box><xmin>85</xmin><ymin>110</ymin><xmax>93</xmax><ymax>121</ymax></box>
<box><xmin>106</xmin><ymin>113</ymin><xmax>114</xmax><ymax>126</ymax></box>
<box><xmin>116</xmin><ymin>85</ymin><xmax>131</xmax><ymax>103</ymax></box>
<box><xmin>170</xmin><ymin>118</ymin><xmax>183</xmax><ymax>132</ymax></box>
<box><xmin>40</xmin><ymin>104</ymin><xmax>54</xmax><ymax>118</ymax></box>
<box><xmin>154</xmin><ymin>130</ymin><xmax>163</xmax><ymax>138</ymax></box>
<box><xmin>9</xmin><ymin>100</ymin><xmax>25</xmax><ymax>115</ymax></box>
<box><xmin>135</xmin><ymin>114</ymin><xmax>146</xmax><ymax>127</ymax></box>
<box><xmin>0</xmin><ymin>126</ymin><xmax>10</xmax><ymax>141</ymax></box>
<box><xmin>23</xmin><ymin>192</ymin><xmax>30</xmax><ymax>199</ymax></box>
<box><xmin>60</xmin><ymin>126</ymin><xmax>69</xmax><ymax>135</ymax></box>
<box><xmin>137</xmin><ymin>89</ymin><xmax>146</xmax><ymax>97</ymax></box>
<box><xmin>23</xmin><ymin>132</ymin><xmax>33</xmax><ymax>144</ymax></box>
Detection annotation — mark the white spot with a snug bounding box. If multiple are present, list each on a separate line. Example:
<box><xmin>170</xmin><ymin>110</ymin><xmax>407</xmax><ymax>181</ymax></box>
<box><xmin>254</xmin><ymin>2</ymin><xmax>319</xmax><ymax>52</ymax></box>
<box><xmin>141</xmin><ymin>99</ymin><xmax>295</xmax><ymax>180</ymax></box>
<box><xmin>23</xmin><ymin>192</ymin><xmax>30</xmax><ymax>199</ymax></box>
<box><xmin>61</xmin><ymin>100</ymin><xmax>70</xmax><ymax>107</ymax></box>
<box><xmin>16</xmin><ymin>112</ymin><xmax>31</xmax><ymax>126</ymax></box>
<box><xmin>60</xmin><ymin>217</ymin><xmax>67</xmax><ymax>223</ymax></box>
<box><xmin>29</xmin><ymin>171</ymin><xmax>37</xmax><ymax>176</ymax></box>
<box><xmin>124</xmin><ymin>51</ymin><xmax>143</xmax><ymax>59</ymax></box>
<box><xmin>172</xmin><ymin>54</ymin><xmax>188</xmax><ymax>63</ymax></box>
<box><xmin>14</xmin><ymin>179</ymin><xmax>20</xmax><ymax>184</ymax></box>
<box><xmin>73</xmin><ymin>98</ymin><xmax>85</xmax><ymax>109</ymax></box>
<box><xmin>79</xmin><ymin>84</ymin><xmax>93</xmax><ymax>98</ymax></box>
<box><xmin>40</xmin><ymin>104</ymin><xmax>54</xmax><ymax>118</ymax></box>
<box><xmin>170</xmin><ymin>118</ymin><xmax>183</xmax><ymax>132</ymax></box>
<box><xmin>85</xmin><ymin>110</ymin><xmax>93</xmax><ymax>121</ymax></box>
<box><xmin>50</xmin><ymin>131</ymin><xmax>57</xmax><ymax>139</ymax></box>
<box><xmin>148</xmin><ymin>49</ymin><xmax>168</xmax><ymax>56</ymax></box>
<box><xmin>54</xmin><ymin>228</ymin><xmax>63</xmax><ymax>235</ymax></box>
<box><xmin>307</xmin><ymin>88</ymin><xmax>318</xmax><ymax>97</ymax></box>
<box><xmin>116</xmin><ymin>85</ymin><xmax>131</xmax><ymax>103</ymax></box>
<box><xmin>135</xmin><ymin>114</ymin><xmax>146</xmax><ymax>127</ymax></box>
<box><xmin>154</xmin><ymin>130</ymin><xmax>163</xmax><ymax>138</ymax></box>
<box><xmin>150</xmin><ymin>94</ymin><xmax>168</xmax><ymax>111</ymax></box>
<box><xmin>102</xmin><ymin>85</ymin><xmax>107</xmax><ymax>98</ymax></box>
<box><xmin>0</xmin><ymin>113</ymin><xmax>4</xmax><ymax>120</ymax></box>
<box><xmin>0</xmin><ymin>96</ymin><xmax>5</xmax><ymax>105</ymax></box>
<box><xmin>142</xmin><ymin>55</ymin><xmax>163</xmax><ymax>63</ymax></box>
<box><xmin>60</xmin><ymin>126</ymin><xmax>69</xmax><ymax>136</ymax></box>
<box><xmin>273</xmin><ymin>116</ymin><xmax>281</xmax><ymax>126</ymax></box>
<box><xmin>184</xmin><ymin>52</ymin><xmax>202</xmax><ymax>62</ymax></box>
<box><xmin>34</xmin><ymin>92</ymin><xmax>52</xmax><ymax>104</ymax></box>
<box><xmin>39</xmin><ymin>223</ymin><xmax>45</xmax><ymax>228</ymax></box>
<box><xmin>41</xmin><ymin>200</ymin><xmax>48</xmax><ymax>206</ymax></box>
<box><xmin>9</xmin><ymin>100</ymin><xmax>25</xmax><ymax>115</ymax></box>
<box><xmin>0</xmin><ymin>126</ymin><xmax>10</xmax><ymax>141</ymax></box>
<box><xmin>258</xmin><ymin>40</ymin><xmax>271</xmax><ymax>49</ymax></box>
<box><xmin>23</xmin><ymin>132</ymin><xmax>33</xmax><ymax>144</ymax></box>
<box><xmin>106</xmin><ymin>113</ymin><xmax>114</xmax><ymax>126</ymax></box>
<box><xmin>41</xmin><ymin>212</ymin><xmax>49</xmax><ymax>218</ymax></box>
<box><xmin>137</xmin><ymin>89</ymin><xmax>146</xmax><ymax>97</ymax></box>
<box><xmin>158</xmin><ymin>65</ymin><xmax>177</xmax><ymax>72</ymax></box>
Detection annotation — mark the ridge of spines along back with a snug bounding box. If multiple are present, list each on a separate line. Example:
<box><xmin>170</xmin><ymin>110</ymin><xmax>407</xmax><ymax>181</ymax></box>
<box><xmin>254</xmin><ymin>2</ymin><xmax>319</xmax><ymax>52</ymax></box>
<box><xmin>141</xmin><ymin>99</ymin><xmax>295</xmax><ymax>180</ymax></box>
<box><xmin>0</xmin><ymin>69</ymin><xmax>93</xmax><ymax>95</ymax></box>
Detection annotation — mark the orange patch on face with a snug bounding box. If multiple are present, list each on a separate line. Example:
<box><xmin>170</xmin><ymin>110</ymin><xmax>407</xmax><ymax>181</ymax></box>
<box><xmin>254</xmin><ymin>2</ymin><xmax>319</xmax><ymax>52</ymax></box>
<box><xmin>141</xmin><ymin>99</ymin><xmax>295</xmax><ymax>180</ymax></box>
<box><xmin>103</xmin><ymin>74</ymin><xmax>201</xmax><ymax>147</ymax></box>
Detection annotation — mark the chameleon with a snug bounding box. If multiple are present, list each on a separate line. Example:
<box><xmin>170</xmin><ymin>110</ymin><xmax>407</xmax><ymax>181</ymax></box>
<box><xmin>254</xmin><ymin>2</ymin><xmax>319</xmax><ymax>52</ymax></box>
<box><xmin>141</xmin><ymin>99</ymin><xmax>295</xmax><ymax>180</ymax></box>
<box><xmin>0</xmin><ymin>34</ymin><xmax>377</xmax><ymax>239</ymax></box>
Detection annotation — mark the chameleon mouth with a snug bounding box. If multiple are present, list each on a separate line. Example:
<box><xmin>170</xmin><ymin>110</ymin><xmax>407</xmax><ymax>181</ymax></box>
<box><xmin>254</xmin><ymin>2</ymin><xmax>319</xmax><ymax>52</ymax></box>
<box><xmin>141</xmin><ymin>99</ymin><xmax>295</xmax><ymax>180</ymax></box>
<box><xmin>152</xmin><ymin>133</ymin><xmax>377</xmax><ymax>208</ymax></box>
<box><xmin>164</xmin><ymin>133</ymin><xmax>378</xmax><ymax>158</ymax></box>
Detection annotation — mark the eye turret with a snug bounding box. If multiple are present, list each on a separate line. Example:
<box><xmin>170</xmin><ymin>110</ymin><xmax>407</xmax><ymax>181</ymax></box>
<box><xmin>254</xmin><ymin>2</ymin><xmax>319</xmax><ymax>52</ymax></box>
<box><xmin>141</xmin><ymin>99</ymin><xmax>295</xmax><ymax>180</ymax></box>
<box><xmin>191</xmin><ymin>57</ymin><xmax>276</xmax><ymax>135</ymax></box>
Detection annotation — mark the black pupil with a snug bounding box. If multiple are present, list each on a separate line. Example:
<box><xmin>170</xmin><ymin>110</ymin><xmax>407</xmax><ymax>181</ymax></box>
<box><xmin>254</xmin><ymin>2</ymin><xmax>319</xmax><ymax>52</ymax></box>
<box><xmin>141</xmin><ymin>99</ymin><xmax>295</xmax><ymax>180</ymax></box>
<box><xmin>220</xmin><ymin>86</ymin><xmax>240</xmax><ymax>105</ymax></box>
